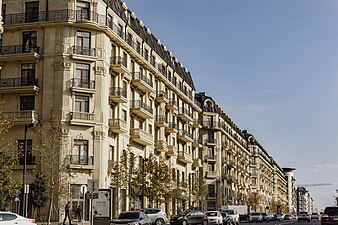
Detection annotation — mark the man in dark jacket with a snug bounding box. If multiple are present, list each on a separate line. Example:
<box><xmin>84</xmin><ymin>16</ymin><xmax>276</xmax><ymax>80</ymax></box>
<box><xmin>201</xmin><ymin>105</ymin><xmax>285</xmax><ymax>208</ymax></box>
<box><xmin>63</xmin><ymin>201</ymin><xmax>72</xmax><ymax>225</ymax></box>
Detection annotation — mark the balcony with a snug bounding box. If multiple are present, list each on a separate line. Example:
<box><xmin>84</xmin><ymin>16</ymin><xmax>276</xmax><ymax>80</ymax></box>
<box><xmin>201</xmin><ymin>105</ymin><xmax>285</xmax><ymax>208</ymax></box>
<box><xmin>109</xmin><ymin>119</ymin><xmax>128</xmax><ymax>133</ymax></box>
<box><xmin>204</xmin><ymin>154</ymin><xmax>217</xmax><ymax>163</ymax></box>
<box><xmin>71</xmin><ymin>45</ymin><xmax>97</xmax><ymax>61</ymax></box>
<box><xmin>2</xmin><ymin>110</ymin><xmax>39</xmax><ymax>124</ymax></box>
<box><xmin>166</xmin><ymin>122</ymin><xmax>178</xmax><ymax>133</ymax></box>
<box><xmin>193</xmin><ymin>119</ymin><xmax>202</xmax><ymax>128</ymax></box>
<box><xmin>111</xmin><ymin>56</ymin><xmax>128</xmax><ymax>73</ymax></box>
<box><xmin>155</xmin><ymin>140</ymin><xmax>168</xmax><ymax>152</ymax></box>
<box><xmin>155</xmin><ymin>115</ymin><xmax>168</xmax><ymax>127</ymax></box>
<box><xmin>177</xmin><ymin>129</ymin><xmax>193</xmax><ymax>142</ymax></box>
<box><xmin>177</xmin><ymin>151</ymin><xmax>193</xmax><ymax>164</ymax></box>
<box><xmin>69</xmin><ymin>155</ymin><xmax>94</xmax><ymax>170</ymax></box>
<box><xmin>155</xmin><ymin>91</ymin><xmax>168</xmax><ymax>103</ymax></box>
<box><xmin>130</xmin><ymin>100</ymin><xmax>153</xmax><ymax>119</ymax></box>
<box><xmin>0</xmin><ymin>77</ymin><xmax>39</xmax><ymax>93</ymax></box>
<box><xmin>70</xmin><ymin>78</ymin><xmax>96</xmax><ymax>94</ymax></box>
<box><xmin>130</xmin><ymin>128</ymin><xmax>153</xmax><ymax>146</ymax></box>
<box><xmin>0</xmin><ymin>45</ymin><xmax>41</xmax><ymax>61</ymax></box>
<box><xmin>178</xmin><ymin>107</ymin><xmax>193</xmax><ymax>122</ymax></box>
<box><xmin>206</xmin><ymin>171</ymin><xmax>218</xmax><ymax>179</ymax></box>
<box><xmin>109</xmin><ymin>87</ymin><xmax>127</xmax><ymax>103</ymax></box>
<box><xmin>192</xmin><ymin>138</ymin><xmax>202</xmax><ymax>148</ymax></box>
<box><xmin>166</xmin><ymin>98</ymin><xmax>178</xmax><ymax>111</ymax></box>
<box><xmin>204</xmin><ymin>138</ymin><xmax>217</xmax><ymax>145</ymax></box>
<box><xmin>131</xmin><ymin>72</ymin><xmax>154</xmax><ymax>93</ymax></box>
<box><xmin>166</xmin><ymin>145</ymin><xmax>177</xmax><ymax>156</ymax></box>
<box><xmin>192</xmin><ymin>158</ymin><xmax>202</xmax><ymax>168</ymax></box>
<box><xmin>69</xmin><ymin>112</ymin><xmax>96</xmax><ymax>126</ymax></box>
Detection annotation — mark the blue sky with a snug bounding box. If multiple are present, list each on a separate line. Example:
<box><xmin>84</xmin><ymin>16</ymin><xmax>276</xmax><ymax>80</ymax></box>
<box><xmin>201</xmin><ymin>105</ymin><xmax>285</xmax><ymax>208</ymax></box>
<box><xmin>123</xmin><ymin>0</ymin><xmax>338</xmax><ymax>211</ymax></box>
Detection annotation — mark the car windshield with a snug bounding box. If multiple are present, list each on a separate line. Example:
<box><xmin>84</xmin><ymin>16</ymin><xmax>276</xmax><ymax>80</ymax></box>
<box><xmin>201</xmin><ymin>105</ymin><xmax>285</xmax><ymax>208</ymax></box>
<box><xmin>221</xmin><ymin>213</ymin><xmax>228</xmax><ymax>217</ymax></box>
<box><xmin>224</xmin><ymin>210</ymin><xmax>234</xmax><ymax>214</ymax></box>
<box><xmin>206</xmin><ymin>212</ymin><xmax>218</xmax><ymax>216</ymax></box>
<box><xmin>299</xmin><ymin>212</ymin><xmax>308</xmax><ymax>215</ymax></box>
<box><xmin>117</xmin><ymin>212</ymin><xmax>139</xmax><ymax>219</ymax></box>
<box><xmin>324</xmin><ymin>207</ymin><xmax>338</xmax><ymax>215</ymax></box>
<box><xmin>251</xmin><ymin>213</ymin><xmax>260</xmax><ymax>216</ymax></box>
<box><xmin>178</xmin><ymin>211</ymin><xmax>190</xmax><ymax>216</ymax></box>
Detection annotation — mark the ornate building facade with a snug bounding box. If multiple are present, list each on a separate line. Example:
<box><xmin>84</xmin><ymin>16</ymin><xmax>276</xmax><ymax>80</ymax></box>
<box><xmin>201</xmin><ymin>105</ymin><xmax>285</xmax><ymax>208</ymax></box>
<box><xmin>1</xmin><ymin>0</ymin><xmax>296</xmax><ymax>222</ymax></box>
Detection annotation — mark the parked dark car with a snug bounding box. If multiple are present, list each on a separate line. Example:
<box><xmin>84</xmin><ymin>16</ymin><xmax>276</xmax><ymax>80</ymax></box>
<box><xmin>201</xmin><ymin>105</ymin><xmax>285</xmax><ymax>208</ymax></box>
<box><xmin>170</xmin><ymin>210</ymin><xmax>208</xmax><ymax>225</ymax></box>
<box><xmin>110</xmin><ymin>211</ymin><xmax>152</xmax><ymax>225</ymax></box>
<box><xmin>322</xmin><ymin>207</ymin><xmax>338</xmax><ymax>225</ymax></box>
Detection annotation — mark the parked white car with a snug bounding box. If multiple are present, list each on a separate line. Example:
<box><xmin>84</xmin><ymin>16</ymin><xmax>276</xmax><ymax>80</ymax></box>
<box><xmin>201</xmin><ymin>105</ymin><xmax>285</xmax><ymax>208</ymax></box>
<box><xmin>141</xmin><ymin>208</ymin><xmax>168</xmax><ymax>225</ymax></box>
<box><xmin>206</xmin><ymin>211</ymin><xmax>223</xmax><ymax>225</ymax></box>
<box><xmin>0</xmin><ymin>211</ymin><xmax>37</xmax><ymax>225</ymax></box>
<box><xmin>221</xmin><ymin>210</ymin><xmax>239</xmax><ymax>225</ymax></box>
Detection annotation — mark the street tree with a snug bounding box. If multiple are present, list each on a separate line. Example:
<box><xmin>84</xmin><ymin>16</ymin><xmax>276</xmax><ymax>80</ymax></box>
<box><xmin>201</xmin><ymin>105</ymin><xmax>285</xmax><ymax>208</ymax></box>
<box><xmin>191</xmin><ymin>173</ymin><xmax>208</xmax><ymax>210</ymax></box>
<box><xmin>248</xmin><ymin>192</ymin><xmax>261</xmax><ymax>212</ymax></box>
<box><xmin>32</xmin><ymin>121</ymin><xmax>73</xmax><ymax>224</ymax></box>
<box><xmin>0</xmin><ymin>103</ymin><xmax>19</xmax><ymax>210</ymax></box>
<box><xmin>29</xmin><ymin>173</ymin><xmax>48</xmax><ymax>221</ymax></box>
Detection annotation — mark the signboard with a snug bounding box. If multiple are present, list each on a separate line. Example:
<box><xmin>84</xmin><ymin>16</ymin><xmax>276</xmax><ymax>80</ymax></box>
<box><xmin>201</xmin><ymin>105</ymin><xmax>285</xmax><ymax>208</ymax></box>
<box><xmin>92</xmin><ymin>189</ymin><xmax>111</xmax><ymax>218</ymax></box>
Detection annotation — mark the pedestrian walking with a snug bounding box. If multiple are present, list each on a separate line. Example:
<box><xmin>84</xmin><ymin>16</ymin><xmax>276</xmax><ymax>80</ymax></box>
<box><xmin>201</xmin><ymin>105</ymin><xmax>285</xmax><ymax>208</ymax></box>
<box><xmin>63</xmin><ymin>201</ymin><xmax>72</xmax><ymax>225</ymax></box>
<box><xmin>76</xmin><ymin>205</ymin><xmax>82</xmax><ymax>222</ymax></box>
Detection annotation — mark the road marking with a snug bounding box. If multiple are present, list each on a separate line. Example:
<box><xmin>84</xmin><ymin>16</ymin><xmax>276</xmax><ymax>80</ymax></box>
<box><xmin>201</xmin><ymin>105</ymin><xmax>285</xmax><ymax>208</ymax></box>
<box><xmin>275</xmin><ymin>222</ymin><xmax>295</xmax><ymax>225</ymax></box>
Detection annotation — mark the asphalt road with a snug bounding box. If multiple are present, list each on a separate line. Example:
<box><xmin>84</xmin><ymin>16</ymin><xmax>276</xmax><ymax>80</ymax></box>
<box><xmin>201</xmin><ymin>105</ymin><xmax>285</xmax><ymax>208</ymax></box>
<box><xmin>246</xmin><ymin>220</ymin><xmax>321</xmax><ymax>225</ymax></box>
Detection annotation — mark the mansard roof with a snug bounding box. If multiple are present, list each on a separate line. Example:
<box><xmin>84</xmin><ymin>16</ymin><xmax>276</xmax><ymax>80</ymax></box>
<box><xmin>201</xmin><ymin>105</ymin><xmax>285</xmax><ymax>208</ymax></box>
<box><xmin>104</xmin><ymin>0</ymin><xmax>196</xmax><ymax>90</ymax></box>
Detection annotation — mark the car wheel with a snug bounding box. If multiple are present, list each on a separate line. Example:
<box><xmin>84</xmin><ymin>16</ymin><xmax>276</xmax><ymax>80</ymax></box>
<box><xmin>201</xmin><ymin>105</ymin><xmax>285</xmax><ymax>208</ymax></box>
<box><xmin>156</xmin><ymin>219</ymin><xmax>165</xmax><ymax>225</ymax></box>
<box><xmin>202</xmin><ymin>220</ymin><xmax>208</xmax><ymax>225</ymax></box>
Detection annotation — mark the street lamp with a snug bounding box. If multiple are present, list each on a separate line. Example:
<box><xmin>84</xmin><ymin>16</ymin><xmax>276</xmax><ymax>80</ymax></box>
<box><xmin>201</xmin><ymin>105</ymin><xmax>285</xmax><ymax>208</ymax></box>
<box><xmin>139</xmin><ymin>156</ymin><xmax>148</xmax><ymax>209</ymax></box>
<box><xmin>22</xmin><ymin>123</ymin><xmax>35</xmax><ymax>217</ymax></box>
<box><xmin>189</xmin><ymin>172</ymin><xmax>194</xmax><ymax>209</ymax></box>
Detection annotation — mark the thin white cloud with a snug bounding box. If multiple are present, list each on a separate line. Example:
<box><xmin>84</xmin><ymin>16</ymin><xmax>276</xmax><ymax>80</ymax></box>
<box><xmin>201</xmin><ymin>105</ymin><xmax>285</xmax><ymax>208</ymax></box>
<box><xmin>246</xmin><ymin>103</ymin><xmax>276</xmax><ymax>112</ymax></box>
<box><xmin>262</xmin><ymin>89</ymin><xmax>278</xmax><ymax>94</ymax></box>
<box><xmin>313</xmin><ymin>162</ymin><xmax>338</xmax><ymax>172</ymax></box>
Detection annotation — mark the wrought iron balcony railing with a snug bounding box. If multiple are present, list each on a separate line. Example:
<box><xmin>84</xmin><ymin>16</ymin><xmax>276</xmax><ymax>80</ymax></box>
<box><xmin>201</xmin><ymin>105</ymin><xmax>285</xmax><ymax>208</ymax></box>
<box><xmin>0</xmin><ymin>45</ymin><xmax>40</xmax><ymax>55</ymax></box>
<box><xmin>110</xmin><ymin>87</ymin><xmax>127</xmax><ymax>98</ymax></box>
<box><xmin>130</xmin><ymin>100</ymin><xmax>153</xmax><ymax>114</ymax></box>
<box><xmin>0</xmin><ymin>77</ymin><xmax>39</xmax><ymax>87</ymax></box>
<box><xmin>72</xmin><ymin>45</ymin><xmax>96</xmax><ymax>57</ymax></box>
<box><xmin>71</xmin><ymin>78</ymin><xmax>95</xmax><ymax>89</ymax></box>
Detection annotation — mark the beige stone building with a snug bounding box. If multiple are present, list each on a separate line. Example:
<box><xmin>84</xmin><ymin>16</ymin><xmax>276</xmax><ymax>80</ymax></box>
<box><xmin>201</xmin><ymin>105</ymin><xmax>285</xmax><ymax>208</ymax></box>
<box><xmin>1</xmin><ymin>0</ymin><xmax>293</xmax><ymax>222</ymax></box>
<box><xmin>1</xmin><ymin>0</ymin><xmax>201</xmax><ymax>220</ymax></box>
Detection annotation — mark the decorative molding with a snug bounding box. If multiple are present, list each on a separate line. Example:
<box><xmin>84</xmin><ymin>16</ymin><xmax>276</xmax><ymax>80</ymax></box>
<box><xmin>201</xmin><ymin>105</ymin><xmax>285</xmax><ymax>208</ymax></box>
<box><xmin>54</xmin><ymin>61</ymin><xmax>71</xmax><ymax>71</ymax></box>
<box><xmin>94</xmin><ymin>66</ymin><xmax>105</xmax><ymax>75</ymax></box>
<box><xmin>93</xmin><ymin>131</ymin><xmax>105</xmax><ymax>140</ymax></box>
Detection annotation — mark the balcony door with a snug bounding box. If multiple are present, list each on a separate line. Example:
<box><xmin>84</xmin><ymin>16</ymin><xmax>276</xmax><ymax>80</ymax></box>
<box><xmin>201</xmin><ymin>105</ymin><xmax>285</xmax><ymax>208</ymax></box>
<box><xmin>25</xmin><ymin>1</ymin><xmax>39</xmax><ymax>22</ymax></box>
<box><xmin>76</xmin><ymin>1</ymin><xmax>90</xmax><ymax>21</ymax></box>
<box><xmin>22</xmin><ymin>31</ymin><xmax>37</xmax><ymax>53</ymax></box>
<box><xmin>76</xmin><ymin>31</ymin><xmax>91</xmax><ymax>55</ymax></box>
<box><xmin>21</xmin><ymin>63</ymin><xmax>35</xmax><ymax>86</ymax></box>
<box><xmin>75</xmin><ymin>63</ymin><xmax>90</xmax><ymax>88</ymax></box>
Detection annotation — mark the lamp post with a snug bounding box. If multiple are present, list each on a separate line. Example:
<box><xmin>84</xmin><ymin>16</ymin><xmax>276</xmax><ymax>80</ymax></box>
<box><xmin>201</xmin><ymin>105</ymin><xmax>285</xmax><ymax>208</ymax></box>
<box><xmin>22</xmin><ymin>123</ymin><xmax>35</xmax><ymax>217</ymax></box>
<box><xmin>188</xmin><ymin>173</ymin><xmax>194</xmax><ymax>209</ymax></box>
<box><xmin>140</xmin><ymin>156</ymin><xmax>148</xmax><ymax>209</ymax></box>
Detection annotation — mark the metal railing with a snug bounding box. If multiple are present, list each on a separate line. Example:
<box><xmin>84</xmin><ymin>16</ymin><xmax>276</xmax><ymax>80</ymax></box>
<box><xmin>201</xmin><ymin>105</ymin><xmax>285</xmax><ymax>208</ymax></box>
<box><xmin>72</xmin><ymin>45</ymin><xmax>96</xmax><ymax>57</ymax></box>
<box><xmin>71</xmin><ymin>78</ymin><xmax>95</xmax><ymax>89</ymax></box>
<box><xmin>130</xmin><ymin>100</ymin><xmax>153</xmax><ymax>114</ymax></box>
<box><xmin>0</xmin><ymin>77</ymin><xmax>39</xmax><ymax>87</ymax></box>
<box><xmin>0</xmin><ymin>45</ymin><xmax>40</xmax><ymax>55</ymax></box>
<box><xmin>109</xmin><ymin>87</ymin><xmax>127</xmax><ymax>98</ymax></box>
<box><xmin>131</xmin><ymin>72</ymin><xmax>153</xmax><ymax>88</ymax></box>
<box><xmin>111</xmin><ymin>56</ymin><xmax>127</xmax><ymax>68</ymax></box>
<box><xmin>70</xmin><ymin>112</ymin><xmax>95</xmax><ymax>121</ymax></box>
